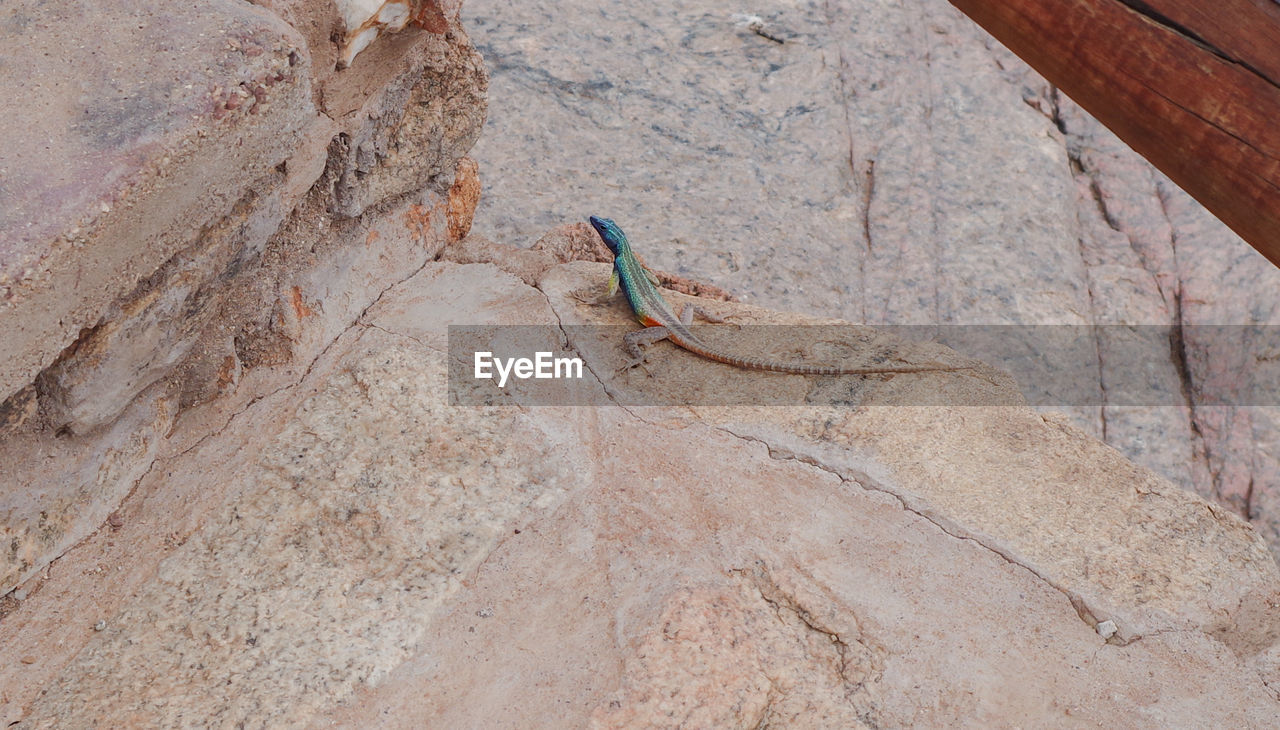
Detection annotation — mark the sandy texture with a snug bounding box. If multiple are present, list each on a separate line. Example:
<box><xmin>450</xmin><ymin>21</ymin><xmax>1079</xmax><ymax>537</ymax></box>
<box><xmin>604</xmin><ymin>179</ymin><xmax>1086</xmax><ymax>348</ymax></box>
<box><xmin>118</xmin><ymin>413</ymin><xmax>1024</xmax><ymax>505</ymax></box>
<box><xmin>462</xmin><ymin>0</ymin><xmax>1280</xmax><ymax>559</ymax></box>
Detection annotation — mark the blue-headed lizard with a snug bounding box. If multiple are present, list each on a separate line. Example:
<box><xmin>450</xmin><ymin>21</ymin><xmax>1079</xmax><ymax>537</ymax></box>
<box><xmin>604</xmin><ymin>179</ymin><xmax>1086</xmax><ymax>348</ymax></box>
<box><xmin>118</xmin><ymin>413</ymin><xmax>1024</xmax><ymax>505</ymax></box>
<box><xmin>582</xmin><ymin>216</ymin><xmax>970</xmax><ymax>376</ymax></box>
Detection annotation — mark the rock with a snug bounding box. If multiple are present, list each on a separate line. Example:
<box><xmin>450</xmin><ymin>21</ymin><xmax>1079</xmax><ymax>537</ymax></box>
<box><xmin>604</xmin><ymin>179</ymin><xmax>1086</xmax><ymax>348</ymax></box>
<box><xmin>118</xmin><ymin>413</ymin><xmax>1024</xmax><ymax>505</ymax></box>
<box><xmin>0</xmin><ymin>0</ymin><xmax>486</xmax><ymax>594</ymax></box>
<box><xmin>446</xmin><ymin>156</ymin><xmax>482</xmax><ymax>240</ymax></box>
<box><xmin>0</xmin><ymin>0</ymin><xmax>313</xmax><ymax>408</ymax></box>
<box><xmin>4</xmin><ymin>0</ymin><xmax>1280</xmax><ymax>725</ymax></box>
<box><xmin>7</xmin><ymin>244</ymin><xmax>1275</xmax><ymax>726</ymax></box>
<box><xmin>327</xmin><ymin>17</ymin><xmax>487</xmax><ymax>219</ymax></box>
<box><xmin>462</xmin><ymin>0</ymin><xmax>1280</xmax><ymax>558</ymax></box>
<box><xmin>540</xmin><ymin>262</ymin><xmax>1280</xmax><ymax>653</ymax></box>
<box><xmin>441</xmin><ymin>234</ymin><xmax>561</xmax><ymax>286</ymax></box>
<box><xmin>0</xmin><ymin>386</ymin><xmax>38</xmax><ymax>438</ymax></box>
<box><xmin>530</xmin><ymin>222</ymin><xmax>612</xmax><ymax>263</ymax></box>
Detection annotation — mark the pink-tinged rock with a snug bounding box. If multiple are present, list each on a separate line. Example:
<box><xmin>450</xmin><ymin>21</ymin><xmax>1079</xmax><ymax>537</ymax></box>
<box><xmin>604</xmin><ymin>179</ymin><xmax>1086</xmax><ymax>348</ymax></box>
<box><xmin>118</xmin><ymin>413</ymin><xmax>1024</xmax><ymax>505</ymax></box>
<box><xmin>7</xmin><ymin>252</ymin><xmax>1278</xmax><ymax>725</ymax></box>
<box><xmin>0</xmin><ymin>0</ymin><xmax>314</xmax><ymax>408</ymax></box>
<box><xmin>460</xmin><ymin>0</ymin><xmax>1280</xmax><ymax>559</ymax></box>
<box><xmin>0</xmin><ymin>0</ymin><xmax>487</xmax><ymax>609</ymax></box>
<box><xmin>336</xmin><ymin>0</ymin><xmax>463</xmax><ymax>67</ymax></box>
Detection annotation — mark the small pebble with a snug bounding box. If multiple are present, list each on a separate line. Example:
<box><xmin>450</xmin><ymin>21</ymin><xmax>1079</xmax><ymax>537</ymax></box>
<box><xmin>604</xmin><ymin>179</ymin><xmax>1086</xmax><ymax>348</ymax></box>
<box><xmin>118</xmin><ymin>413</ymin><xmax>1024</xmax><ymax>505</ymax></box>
<box><xmin>93</xmin><ymin>620</ymin><xmax>107</xmax><ymax>632</ymax></box>
<box><xmin>1096</xmin><ymin>620</ymin><xmax>1117</xmax><ymax>639</ymax></box>
<box><xmin>13</xmin><ymin>589</ymin><xmax>27</xmax><ymax>601</ymax></box>
<box><xmin>476</xmin><ymin>607</ymin><xmax>494</xmax><ymax>618</ymax></box>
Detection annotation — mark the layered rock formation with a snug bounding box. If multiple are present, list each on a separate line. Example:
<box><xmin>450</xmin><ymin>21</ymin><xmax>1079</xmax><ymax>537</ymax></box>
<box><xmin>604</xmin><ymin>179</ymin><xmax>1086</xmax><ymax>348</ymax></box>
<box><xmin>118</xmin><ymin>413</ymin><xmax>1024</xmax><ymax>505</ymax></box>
<box><xmin>2</xmin><ymin>0</ymin><xmax>1279</xmax><ymax>726</ymax></box>
<box><xmin>0</xmin><ymin>0</ymin><xmax>485</xmax><ymax>595</ymax></box>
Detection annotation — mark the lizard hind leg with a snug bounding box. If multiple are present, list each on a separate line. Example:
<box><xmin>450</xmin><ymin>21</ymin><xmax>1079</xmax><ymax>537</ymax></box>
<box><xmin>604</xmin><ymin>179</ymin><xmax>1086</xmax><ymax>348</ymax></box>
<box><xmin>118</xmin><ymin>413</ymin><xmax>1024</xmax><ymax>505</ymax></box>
<box><xmin>617</xmin><ymin>326</ymin><xmax>671</xmax><ymax>375</ymax></box>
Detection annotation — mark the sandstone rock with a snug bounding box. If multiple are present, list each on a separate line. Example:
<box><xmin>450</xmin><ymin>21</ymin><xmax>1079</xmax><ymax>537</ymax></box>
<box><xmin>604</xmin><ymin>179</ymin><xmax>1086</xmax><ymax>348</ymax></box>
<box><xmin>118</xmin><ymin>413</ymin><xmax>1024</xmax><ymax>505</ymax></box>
<box><xmin>462</xmin><ymin>0</ymin><xmax>1280</xmax><ymax>558</ymax></box>
<box><xmin>6</xmin><ymin>245</ymin><xmax>1275</xmax><ymax>726</ymax></box>
<box><xmin>327</xmin><ymin>19</ymin><xmax>487</xmax><ymax>219</ymax></box>
<box><xmin>336</xmin><ymin>0</ymin><xmax>458</xmax><ymax>67</ymax></box>
<box><xmin>0</xmin><ymin>0</ymin><xmax>313</xmax><ymax>407</ymax></box>
<box><xmin>4</xmin><ymin>0</ymin><xmax>1280</xmax><ymax>725</ymax></box>
<box><xmin>0</xmin><ymin>0</ymin><xmax>486</xmax><ymax>593</ymax></box>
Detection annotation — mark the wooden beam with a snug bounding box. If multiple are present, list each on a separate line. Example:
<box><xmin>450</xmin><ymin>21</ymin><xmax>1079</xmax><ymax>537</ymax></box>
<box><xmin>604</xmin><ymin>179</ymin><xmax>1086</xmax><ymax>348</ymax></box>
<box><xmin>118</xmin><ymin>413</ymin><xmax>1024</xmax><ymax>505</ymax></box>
<box><xmin>948</xmin><ymin>0</ymin><xmax>1280</xmax><ymax>266</ymax></box>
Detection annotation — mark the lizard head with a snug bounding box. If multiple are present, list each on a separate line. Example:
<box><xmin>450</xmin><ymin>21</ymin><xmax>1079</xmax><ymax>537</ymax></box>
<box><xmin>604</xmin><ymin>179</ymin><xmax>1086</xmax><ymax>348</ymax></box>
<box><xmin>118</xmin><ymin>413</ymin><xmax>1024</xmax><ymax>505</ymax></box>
<box><xmin>588</xmin><ymin>216</ymin><xmax>627</xmax><ymax>255</ymax></box>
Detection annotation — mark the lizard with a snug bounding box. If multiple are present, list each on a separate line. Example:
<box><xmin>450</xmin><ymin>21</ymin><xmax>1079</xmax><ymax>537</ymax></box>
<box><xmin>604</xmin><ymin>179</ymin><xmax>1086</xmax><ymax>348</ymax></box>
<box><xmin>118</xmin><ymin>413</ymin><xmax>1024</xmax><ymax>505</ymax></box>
<box><xmin>580</xmin><ymin>215</ymin><xmax>971</xmax><ymax>376</ymax></box>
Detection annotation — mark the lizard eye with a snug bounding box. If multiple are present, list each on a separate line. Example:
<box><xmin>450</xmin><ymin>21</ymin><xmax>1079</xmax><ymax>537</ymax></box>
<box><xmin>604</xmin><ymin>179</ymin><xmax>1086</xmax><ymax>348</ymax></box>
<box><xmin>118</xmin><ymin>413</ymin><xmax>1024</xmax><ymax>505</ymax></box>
<box><xmin>588</xmin><ymin>216</ymin><xmax>624</xmax><ymax>249</ymax></box>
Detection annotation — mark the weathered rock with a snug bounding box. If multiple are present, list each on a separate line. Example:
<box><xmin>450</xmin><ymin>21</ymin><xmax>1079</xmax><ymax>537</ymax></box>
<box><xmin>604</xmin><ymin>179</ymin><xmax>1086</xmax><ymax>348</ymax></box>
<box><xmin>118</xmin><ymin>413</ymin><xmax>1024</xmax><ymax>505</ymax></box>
<box><xmin>0</xmin><ymin>0</ymin><xmax>313</xmax><ymax>409</ymax></box>
<box><xmin>328</xmin><ymin>14</ymin><xmax>487</xmax><ymax>219</ymax></box>
<box><xmin>462</xmin><ymin>0</ymin><xmax>1280</xmax><ymax>558</ymax></box>
<box><xmin>1058</xmin><ymin>90</ymin><xmax>1280</xmax><ymax>554</ymax></box>
<box><xmin>335</xmin><ymin>0</ymin><xmax>460</xmax><ymax>67</ymax></box>
<box><xmin>441</xmin><ymin>233</ymin><xmax>562</xmax><ymax>286</ymax></box>
<box><xmin>0</xmin><ymin>387</ymin><xmax>37</xmax><ymax>438</ymax></box>
<box><xmin>0</xmin><ymin>0</ymin><xmax>486</xmax><ymax>593</ymax></box>
<box><xmin>540</xmin><ymin>261</ymin><xmax>1280</xmax><ymax>652</ymax></box>
<box><xmin>465</xmin><ymin>0</ymin><xmax>1088</xmax><ymax>325</ymax></box>
<box><xmin>5</xmin><ymin>0</ymin><xmax>1280</xmax><ymax>724</ymax></box>
<box><xmin>5</xmin><ymin>245</ymin><xmax>1275</xmax><ymax>726</ymax></box>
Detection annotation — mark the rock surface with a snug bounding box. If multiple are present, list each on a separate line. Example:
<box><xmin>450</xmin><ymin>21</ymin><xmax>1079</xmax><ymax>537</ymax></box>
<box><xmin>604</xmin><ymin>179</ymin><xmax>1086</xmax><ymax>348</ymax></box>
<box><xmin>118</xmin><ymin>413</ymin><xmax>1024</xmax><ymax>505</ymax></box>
<box><xmin>0</xmin><ymin>0</ymin><xmax>313</xmax><ymax>407</ymax></box>
<box><xmin>4</xmin><ymin>242</ymin><xmax>1278</xmax><ymax>726</ymax></box>
<box><xmin>462</xmin><ymin>0</ymin><xmax>1280</xmax><ymax>558</ymax></box>
<box><xmin>3</xmin><ymin>0</ymin><xmax>1280</xmax><ymax>726</ymax></box>
<box><xmin>0</xmin><ymin>0</ymin><xmax>485</xmax><ymax>596</ymax></box>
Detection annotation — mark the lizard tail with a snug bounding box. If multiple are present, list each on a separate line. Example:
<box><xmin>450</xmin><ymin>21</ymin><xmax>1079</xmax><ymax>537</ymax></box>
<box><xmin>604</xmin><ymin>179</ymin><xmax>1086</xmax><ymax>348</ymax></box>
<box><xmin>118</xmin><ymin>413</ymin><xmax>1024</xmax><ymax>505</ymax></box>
<box><xmin>672</xmin><ymin>336</ymin><xmax>966</xmax><ymax>375</ymax></box>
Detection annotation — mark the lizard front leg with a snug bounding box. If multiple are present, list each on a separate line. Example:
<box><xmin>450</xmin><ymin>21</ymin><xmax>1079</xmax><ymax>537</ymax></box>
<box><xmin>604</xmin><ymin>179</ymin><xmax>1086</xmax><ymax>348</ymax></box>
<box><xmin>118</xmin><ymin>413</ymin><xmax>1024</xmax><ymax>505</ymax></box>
<box><xmin>618</xmin><ymin>326</ymin><xmax>671</xmax><ymax>374</ymax></box>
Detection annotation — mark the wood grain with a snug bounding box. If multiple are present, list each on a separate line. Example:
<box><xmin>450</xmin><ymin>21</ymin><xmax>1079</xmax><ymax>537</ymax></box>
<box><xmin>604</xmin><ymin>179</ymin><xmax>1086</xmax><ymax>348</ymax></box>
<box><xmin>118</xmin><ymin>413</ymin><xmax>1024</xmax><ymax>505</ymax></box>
<box><xmin>949</xmin><ymin>0</ymin><xmax>1280</xmax><ymax>266</ymax></box>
